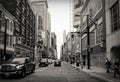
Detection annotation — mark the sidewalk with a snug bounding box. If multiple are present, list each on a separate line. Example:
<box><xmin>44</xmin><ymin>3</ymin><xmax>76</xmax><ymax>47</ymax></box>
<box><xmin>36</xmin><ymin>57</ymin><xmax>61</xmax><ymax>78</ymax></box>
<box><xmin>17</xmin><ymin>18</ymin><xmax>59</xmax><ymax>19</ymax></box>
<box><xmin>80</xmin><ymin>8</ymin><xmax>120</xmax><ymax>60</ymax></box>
<box><xmin>72</xmin><ymin>63</ymin><xmax>120</xmax><ymax>82</ymax></box>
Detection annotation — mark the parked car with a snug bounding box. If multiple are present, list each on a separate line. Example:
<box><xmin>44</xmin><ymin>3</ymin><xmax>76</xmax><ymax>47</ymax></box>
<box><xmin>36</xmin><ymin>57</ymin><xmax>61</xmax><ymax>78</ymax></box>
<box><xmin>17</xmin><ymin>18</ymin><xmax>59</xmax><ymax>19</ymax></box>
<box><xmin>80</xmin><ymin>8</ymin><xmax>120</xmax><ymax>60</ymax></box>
<box><xmin>0</xmin><ymin>57</ymin><xmax>35</xmax><ymax>78</ymax></box>
<box><xmin>54</xmin><ymin>60</ymin><xmax>61</xmax><ymax>66</ymax></box>
<box><xmin>39</xmin><ymin>58</ymin><xmax>48</xmax><ymax>67</ymax></box>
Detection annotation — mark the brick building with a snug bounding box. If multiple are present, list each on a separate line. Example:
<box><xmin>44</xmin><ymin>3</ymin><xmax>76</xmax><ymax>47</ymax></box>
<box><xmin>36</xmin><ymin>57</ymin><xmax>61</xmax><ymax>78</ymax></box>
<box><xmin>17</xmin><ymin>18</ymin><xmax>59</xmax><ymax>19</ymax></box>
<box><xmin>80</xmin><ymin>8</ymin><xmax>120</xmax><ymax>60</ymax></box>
<box><xmin>0</xmin><ymin>0</ymin><xmax>35</xmax><ymax>60</ymax></box>
<box><xmin>0</xmin><ymin>4</ymin><xmax>15</xmax><ymax>64</ymax></box>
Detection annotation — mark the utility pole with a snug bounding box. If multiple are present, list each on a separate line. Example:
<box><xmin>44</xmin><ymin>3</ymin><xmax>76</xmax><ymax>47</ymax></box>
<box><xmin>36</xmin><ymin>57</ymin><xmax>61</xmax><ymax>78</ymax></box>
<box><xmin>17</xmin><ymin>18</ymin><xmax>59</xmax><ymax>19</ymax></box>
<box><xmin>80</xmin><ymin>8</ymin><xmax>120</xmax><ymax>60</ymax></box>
<box><xmin>75</xmin><ymin>14</ymin><xmax>91</xmax><ymax>69</ymax></box>
<box><xmin>86</xmin><ymin>15</ymin><xmax>90</xmax><ymax>69</ymax></box>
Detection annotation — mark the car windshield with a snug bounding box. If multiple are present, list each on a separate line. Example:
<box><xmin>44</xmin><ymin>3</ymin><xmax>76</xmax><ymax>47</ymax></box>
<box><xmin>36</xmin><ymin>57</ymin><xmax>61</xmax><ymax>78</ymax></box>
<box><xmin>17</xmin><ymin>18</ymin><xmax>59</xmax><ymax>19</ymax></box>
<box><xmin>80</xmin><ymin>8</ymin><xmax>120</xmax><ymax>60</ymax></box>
<box><xmin>12</xmin><ymin>58</ymin><xmax>25</xmax><ymax>64</ymax></box>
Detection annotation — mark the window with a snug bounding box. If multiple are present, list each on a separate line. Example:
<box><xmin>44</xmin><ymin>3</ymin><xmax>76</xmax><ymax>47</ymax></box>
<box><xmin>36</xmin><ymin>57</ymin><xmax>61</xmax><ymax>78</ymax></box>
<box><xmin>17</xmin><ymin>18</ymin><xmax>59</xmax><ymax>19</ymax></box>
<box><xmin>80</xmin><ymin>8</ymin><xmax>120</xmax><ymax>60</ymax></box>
<box><xmin>96</xmin><ymin>23</ymin><xmax>103</xmax><ymax>44</ymax></box>
<box><xmin>16</xmin><ymin>48</ymin><xmax>20</xmax><ymax>55</ymax></box>
<box><xmin>1</xmin><ymin>15</ymin><xmax>5</xmax><ymax>27</ymax></box>
<box><xmin>10</xmin><ymin>22</ymin><xmax>13</xmax><ymax>31</ymax></box>
<box><xmin>82</xmin><ymin>36</ymin><xmax>87</xmax><ymax>49</ymax></box>
<box><xmin>15</xmin><ymin>22</ymin><xmax>20</xmax><ymax>32</ymax></box>
<box><xmin>0</xmin><ymin>31</ymin><xmax>4</xmax><ymax>44</ymax></box>
<box><xmin>6</xmin><ymin>19</ymin><xmax>9</xmax><ymax>30</ymax></box>
<box><xmin>21</xmin><ymin>27</ymin><xmax>25</xmax><ymax>35</ymax></box>
<box><xmin>38</xmin><ymin>16</ymin><xmax>42</xmax><ymax>30</ymax></box>
<box><xmin>16</xmin><ymin>0</ymin><xmax>20</xmax><ymax>7</ymax></box>
<box><xmin>90</xmin><ymin>29</ymin><xmax>95</xmax><ymax>46</ymax></box>
<box><xmin>111</xmin><ymin>2</ymin><xmax>119</xmax><ymax>32</ymax></box>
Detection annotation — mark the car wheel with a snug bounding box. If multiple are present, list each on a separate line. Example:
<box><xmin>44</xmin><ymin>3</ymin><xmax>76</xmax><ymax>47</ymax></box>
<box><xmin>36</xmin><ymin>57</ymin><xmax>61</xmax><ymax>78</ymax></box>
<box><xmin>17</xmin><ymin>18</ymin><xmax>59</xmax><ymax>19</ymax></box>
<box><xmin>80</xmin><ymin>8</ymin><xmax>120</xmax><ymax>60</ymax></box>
<box><xmin>21</xmin><ymin>70</ymin><xmax>26</xmax><ymax>78</ymax></box>
<box><xmin>31</xmin><ymin>68</ymin><xmax>35</xmax><ymax>73</ymax></box>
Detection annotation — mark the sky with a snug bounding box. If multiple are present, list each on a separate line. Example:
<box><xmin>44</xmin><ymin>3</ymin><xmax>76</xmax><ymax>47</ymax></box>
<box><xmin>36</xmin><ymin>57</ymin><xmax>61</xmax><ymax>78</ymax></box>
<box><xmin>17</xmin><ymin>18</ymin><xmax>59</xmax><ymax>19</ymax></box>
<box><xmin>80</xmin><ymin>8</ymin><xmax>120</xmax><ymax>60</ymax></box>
<box><xmin>47</xmin><ymin>0</ymin><xmax>70</xmax><ymax>59</ymax></box>
<box><xmin>30</xmin><ymin>0</ymin><xmax>71</xmax><ymax>59</ymax></box>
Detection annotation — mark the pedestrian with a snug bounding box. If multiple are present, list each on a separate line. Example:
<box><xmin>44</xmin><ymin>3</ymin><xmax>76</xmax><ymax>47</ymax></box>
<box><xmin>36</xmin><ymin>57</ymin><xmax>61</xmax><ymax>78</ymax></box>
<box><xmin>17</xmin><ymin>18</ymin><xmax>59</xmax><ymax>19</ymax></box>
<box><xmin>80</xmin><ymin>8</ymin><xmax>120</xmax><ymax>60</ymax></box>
<box><xmin>81</xmin><ymin>61</ymin><xmax>83</xmax><ymax>69</ymax></box>
<box><xmin>76</xmin><ymin>60</ymin><xmax>79</xmax><ymax>67</ymax></box>
<box><xmin>83</xmin><ymin>61</ymin><xmax>85</xmax><ymax>67</ymax></box>
<box><xmin>105</xmin><ymin>58</ymin><xmax>111</xmax><ymax>73</ymax></box>
<box><xmin>113</xmin><ymin>58</ymin><xmax>120</xmax><ymax>78</ymax></box>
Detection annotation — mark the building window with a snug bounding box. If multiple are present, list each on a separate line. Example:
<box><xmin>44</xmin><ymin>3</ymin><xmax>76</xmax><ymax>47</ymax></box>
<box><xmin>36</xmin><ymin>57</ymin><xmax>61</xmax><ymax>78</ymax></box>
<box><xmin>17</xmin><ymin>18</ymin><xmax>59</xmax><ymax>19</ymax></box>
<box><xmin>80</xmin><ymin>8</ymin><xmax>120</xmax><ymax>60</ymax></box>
<box><xmin>96</xmin><ymin>23</ymin><xmax>103</xmax><ymax>44</ymax></box>
<box><xmin>15</xmin><ymin>22</ymin><xmax>20</xmax><ymax>32</ymax></box>
<box><xmin>82</xmin><ymin>36</ymin><xmax>87</xmax><ymax>49</ymax></box>
<box><xmin>10</xmin><ymin>36</ymin><xmax>12</xmax><ymax>46</ymax></box>
<box><xmin>16</xmin><ymin>48</ymin><xmax>20</xmax><ymax>55</ymax></box>
<box><xmin>111</xmin><ymin>1</ymin><xmax>119</xmax><ymax>32</ymax></box>
<box><xmin>21</xmin><ymin>27</ymin><xmax>25</xmax><ymax>35</ymax></box>
<box><xmin>10</xmin><ymin>22</ymin><xmax>13</xmax><ymax>31</ymax></box>
<box><xmin>38</xmin><ymin>16</ymin><xmax>42</xmax><ymax>30</ymax></box>
<box><xmin>6</xmin><ymin>19</ymin><xmax>9</xmax><ymax>30</ymax></box>
<box><xmin>90</xmin><ymin>29</ymin><xmax>95</xmax><ymax>46</ymax></box>
<box><xmin>0</xmin><ymin>31</ymin><xmax>4</xmax><ymax>44</ymax></box>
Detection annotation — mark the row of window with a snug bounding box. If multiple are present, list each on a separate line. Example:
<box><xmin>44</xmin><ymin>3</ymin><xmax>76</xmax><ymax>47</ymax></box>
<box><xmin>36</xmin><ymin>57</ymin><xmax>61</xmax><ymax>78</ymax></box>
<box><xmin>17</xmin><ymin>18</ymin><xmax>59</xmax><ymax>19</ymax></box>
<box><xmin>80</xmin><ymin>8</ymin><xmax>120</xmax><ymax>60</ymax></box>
<box><xmin>0</xmin><ymin>31</ymin><xmax>13</xmax><ymax>47</ymax></box>
<box><xmin>111</xmin><ymin>1</ymin><xmax>120</xmax><ymax>32</ymax></box>
<box><xmin>0</xmin><ymin>13</ymin><xmax>14</xmax><ymax>32</ymax></box>
<box><xmin>82</xmin><ymin>23</ymin><xmax>103</xmax><ymax>49</ymax></box>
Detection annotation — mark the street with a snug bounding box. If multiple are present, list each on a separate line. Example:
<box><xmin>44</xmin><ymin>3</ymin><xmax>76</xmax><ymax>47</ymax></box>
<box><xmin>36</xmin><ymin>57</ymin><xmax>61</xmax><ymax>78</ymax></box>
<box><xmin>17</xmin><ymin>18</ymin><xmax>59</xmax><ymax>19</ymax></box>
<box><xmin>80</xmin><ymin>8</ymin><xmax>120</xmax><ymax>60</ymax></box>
<box><xmin>0</xmin><ymin>62</ymin><xmax>108</xmax><ymax>82</ymax></box>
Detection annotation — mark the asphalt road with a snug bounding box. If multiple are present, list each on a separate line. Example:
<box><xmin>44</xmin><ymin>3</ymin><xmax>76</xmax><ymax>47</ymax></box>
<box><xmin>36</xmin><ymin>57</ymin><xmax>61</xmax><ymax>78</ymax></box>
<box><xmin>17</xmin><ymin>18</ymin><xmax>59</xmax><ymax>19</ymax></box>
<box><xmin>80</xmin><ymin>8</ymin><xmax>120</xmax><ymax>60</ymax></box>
<box><xmin>0</xmin><ymin>62</ymin><xmax>108</xmax><ymax>82</ymax></box>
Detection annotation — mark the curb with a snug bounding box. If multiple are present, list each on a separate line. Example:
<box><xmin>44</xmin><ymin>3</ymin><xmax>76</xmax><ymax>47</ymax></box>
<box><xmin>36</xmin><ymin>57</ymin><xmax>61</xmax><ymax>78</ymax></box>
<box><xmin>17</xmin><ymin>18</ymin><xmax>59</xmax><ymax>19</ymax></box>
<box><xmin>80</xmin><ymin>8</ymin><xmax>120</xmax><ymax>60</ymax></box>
<box><xmin>71</xmin><ymin>65</ymin><xmax>114</xmax><ymax>82</ymax></box>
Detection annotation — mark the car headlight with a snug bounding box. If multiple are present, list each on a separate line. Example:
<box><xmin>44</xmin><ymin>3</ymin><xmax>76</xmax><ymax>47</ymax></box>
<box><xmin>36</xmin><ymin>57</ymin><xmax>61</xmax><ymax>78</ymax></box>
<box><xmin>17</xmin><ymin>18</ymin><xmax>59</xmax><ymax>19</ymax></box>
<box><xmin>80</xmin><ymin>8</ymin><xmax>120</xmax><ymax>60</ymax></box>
<box><xmin>16</xmin><ymin>65</ymin><xmax>23</xmax><ymax>69</ymax></box>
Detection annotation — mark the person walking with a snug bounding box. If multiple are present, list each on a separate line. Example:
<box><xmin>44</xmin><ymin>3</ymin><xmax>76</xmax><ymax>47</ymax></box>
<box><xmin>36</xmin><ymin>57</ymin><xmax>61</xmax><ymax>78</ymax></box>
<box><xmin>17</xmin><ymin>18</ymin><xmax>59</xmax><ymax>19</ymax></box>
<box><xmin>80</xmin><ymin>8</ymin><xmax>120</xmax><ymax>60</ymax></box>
<box><xmin>113</xmin><ymin>59</ymin><xmax>120</xmax><ymax>78</ymax></box>
<box><xmin>76</xmin><ymin>60</ymin><xmax>79</xmax><ymax>67</ymax></box>
<box><xmin>105</xmin><ymin>58</ymin><xmax>111</xmax><ymax>73</ymax></box>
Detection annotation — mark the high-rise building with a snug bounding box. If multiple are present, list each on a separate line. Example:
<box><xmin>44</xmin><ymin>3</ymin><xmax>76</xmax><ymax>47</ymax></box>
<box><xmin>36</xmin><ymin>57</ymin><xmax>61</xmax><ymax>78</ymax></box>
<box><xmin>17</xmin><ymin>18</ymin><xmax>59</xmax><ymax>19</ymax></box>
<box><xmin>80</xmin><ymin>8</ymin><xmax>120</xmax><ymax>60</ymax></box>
<box><xmin>63</xmin><ymin>30</ymin><xmax>66</xmax><ymax>43</ymax></box>
<box><xmin>0</xmin><ymin>4</ymin><xmax>15</xmax><ymax>64</ymax></box>
<box><xmin>0</xmin><ymin>0</ymin><xmax>35</xmax><ymax>60</ymax></box>
<box><xmin>31</xmin><ymin>0</ymin><xmax>51</xmax><ymax>60</ymax></box>
<box><xmin>50</xmin><ymin>32</ymin><xmax>57</xmax><ymax>59</ymax></box>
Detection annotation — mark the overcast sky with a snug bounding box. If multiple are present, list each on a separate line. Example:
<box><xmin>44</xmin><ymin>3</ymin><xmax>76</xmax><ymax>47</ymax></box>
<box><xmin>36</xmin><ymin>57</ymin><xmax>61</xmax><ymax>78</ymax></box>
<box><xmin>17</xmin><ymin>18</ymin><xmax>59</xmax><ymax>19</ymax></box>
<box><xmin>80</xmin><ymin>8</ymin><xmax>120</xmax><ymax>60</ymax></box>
<box><xmin>31</xmin><ymin>0</ymin><xmax>70</xmax><ymax>59</ymax></box>
<box><xmin>48</xmin><ymin>0</ymin><xmax>70</xmax><ymax>59</ymax></box>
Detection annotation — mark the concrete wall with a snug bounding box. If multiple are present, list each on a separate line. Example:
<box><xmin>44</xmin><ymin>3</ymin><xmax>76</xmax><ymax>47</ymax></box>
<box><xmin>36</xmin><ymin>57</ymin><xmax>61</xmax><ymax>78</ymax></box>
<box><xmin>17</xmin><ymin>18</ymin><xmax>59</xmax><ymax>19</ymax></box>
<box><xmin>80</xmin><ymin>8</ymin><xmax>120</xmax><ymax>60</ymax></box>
<box><xmin>106</xmin><ymin>0</ymin><xmax>120</xmax><ymax>60</ymax></box>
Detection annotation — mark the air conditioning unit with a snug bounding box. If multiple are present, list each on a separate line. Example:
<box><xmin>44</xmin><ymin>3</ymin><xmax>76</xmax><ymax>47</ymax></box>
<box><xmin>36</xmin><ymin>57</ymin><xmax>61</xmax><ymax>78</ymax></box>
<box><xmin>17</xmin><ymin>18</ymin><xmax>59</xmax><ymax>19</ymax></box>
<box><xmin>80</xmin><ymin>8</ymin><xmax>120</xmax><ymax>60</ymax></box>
<box><xmin>17</xmin><ymin>37</ymin><xmax>22</xmax><ymax>44</ymax></box>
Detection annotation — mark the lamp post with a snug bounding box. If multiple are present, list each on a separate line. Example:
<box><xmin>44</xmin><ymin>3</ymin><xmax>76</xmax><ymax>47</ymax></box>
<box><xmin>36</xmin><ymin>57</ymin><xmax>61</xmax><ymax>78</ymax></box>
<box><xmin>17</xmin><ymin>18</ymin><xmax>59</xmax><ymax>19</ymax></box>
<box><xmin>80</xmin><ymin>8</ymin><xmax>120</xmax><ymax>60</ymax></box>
<box><xmin>86</xmin><ymin>15</ymin><xmax>90</xmax><ymax>69</ymax></box>
<box><xmin>3</xmin><ymin>19</ymin><xmax>7</xmax><ymax>61</ymax></box>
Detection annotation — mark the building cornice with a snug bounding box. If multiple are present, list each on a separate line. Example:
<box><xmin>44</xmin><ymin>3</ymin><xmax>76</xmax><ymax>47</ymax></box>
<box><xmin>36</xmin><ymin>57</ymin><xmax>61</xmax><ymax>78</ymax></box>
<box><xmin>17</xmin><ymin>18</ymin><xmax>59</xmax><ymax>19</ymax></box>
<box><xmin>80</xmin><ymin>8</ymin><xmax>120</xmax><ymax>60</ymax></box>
<box><xmin>31</xmin><ymin>0</ymin><xmax>48</xmax><ymax>8</ymax></box>
<box><xmin>0</xmin><ymin>4</ymin><xmax>15</xmax><ymax>20</ymax></box>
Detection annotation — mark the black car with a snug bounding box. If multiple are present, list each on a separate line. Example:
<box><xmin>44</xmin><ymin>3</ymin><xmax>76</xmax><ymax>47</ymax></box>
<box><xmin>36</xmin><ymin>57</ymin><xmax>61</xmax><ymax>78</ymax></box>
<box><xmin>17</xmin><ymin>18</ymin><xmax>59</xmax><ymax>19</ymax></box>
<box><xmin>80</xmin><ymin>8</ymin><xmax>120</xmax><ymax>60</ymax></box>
<box><xmin>54</xmin><ymin>60</ymin><xmax>61</xmax><ymax>66</ymax></box>
<box><xmin>0</xmin><ymin>57</ymin><xmax>35</xmax><ymax>78</ymax></box>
